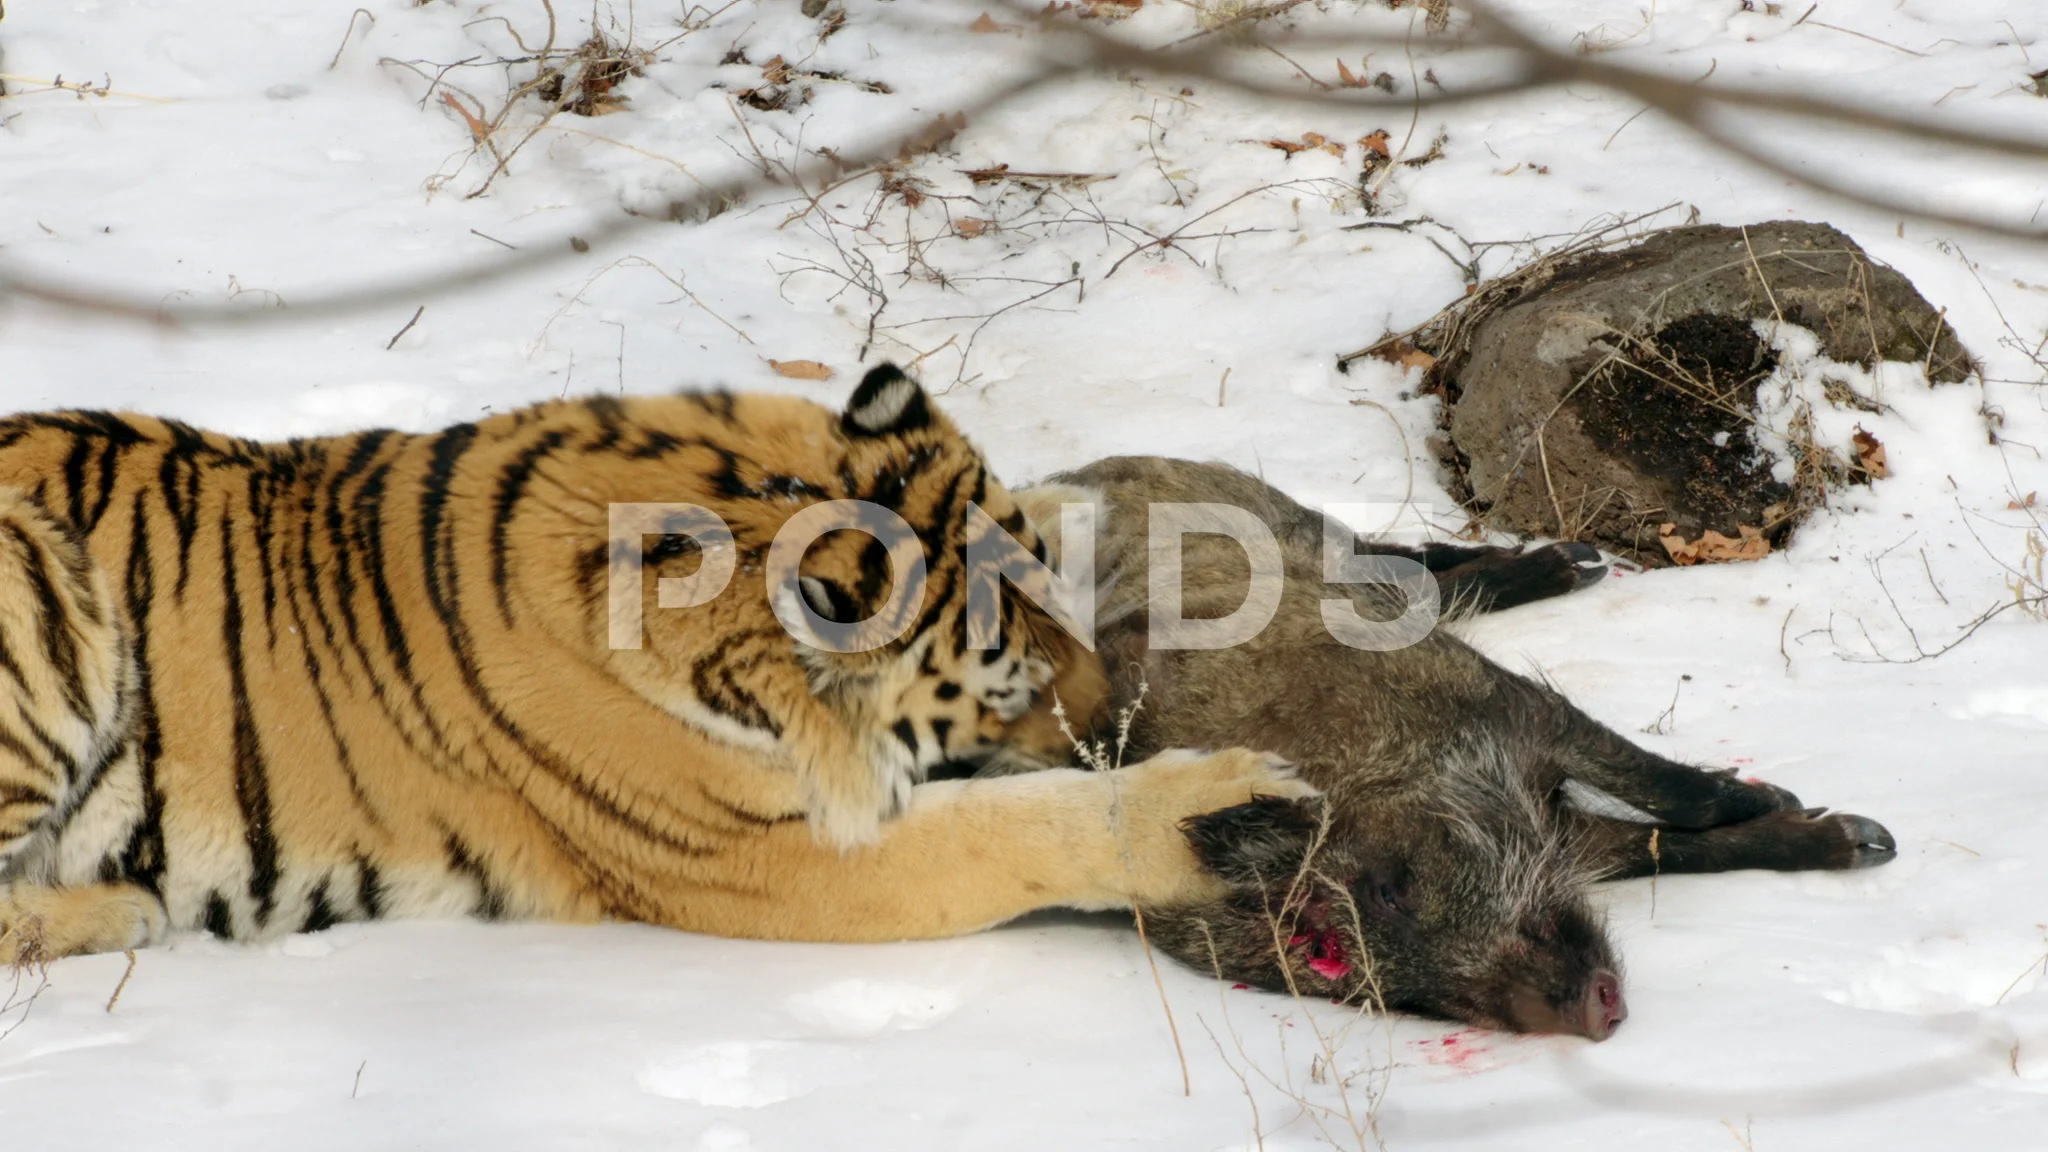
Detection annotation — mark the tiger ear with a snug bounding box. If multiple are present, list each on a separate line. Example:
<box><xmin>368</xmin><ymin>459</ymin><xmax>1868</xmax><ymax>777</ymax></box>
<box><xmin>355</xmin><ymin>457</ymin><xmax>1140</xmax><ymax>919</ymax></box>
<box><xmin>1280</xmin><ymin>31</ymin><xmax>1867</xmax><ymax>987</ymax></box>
<box><xmin>841</xmin><ymin>363</ymin><xmax>933</xmax><ymax>438</ymax></box>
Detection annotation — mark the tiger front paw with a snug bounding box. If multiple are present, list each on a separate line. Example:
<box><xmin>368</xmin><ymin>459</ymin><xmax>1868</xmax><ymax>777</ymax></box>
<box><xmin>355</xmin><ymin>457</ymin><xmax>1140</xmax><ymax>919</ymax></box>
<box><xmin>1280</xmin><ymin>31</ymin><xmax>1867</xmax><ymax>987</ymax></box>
<box><xmin>804</xmin><ymin>738</ymin><xmax>923</xmax><ymax>851</ymax></box>
<box><xmin>1109</xmin><ymin>748</ymin><xmax>1321</xmax><ymax>905</ymax></box>
<box><xmin>1129</xmin><ymin>747</ymin><xmax>1320</xmax><ymax>812</ymax></box>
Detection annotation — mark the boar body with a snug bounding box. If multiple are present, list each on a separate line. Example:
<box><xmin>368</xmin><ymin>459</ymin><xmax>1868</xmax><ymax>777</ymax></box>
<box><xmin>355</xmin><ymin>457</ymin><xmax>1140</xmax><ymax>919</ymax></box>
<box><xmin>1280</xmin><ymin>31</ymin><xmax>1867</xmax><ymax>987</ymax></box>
<box><xmin>1010</xmin><ymin>457</ymin><xmax>1894</xmax><ymax>1040</ymax></box>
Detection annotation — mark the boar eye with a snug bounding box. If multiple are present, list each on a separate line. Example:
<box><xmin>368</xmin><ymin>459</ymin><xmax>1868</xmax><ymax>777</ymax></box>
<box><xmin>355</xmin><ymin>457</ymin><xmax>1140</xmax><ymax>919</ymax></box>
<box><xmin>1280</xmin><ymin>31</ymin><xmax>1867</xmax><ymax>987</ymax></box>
<box><xmin>1359</xmin><ymin>871</ymin><xmax>1411</xmax><ymax>919</ymax></box>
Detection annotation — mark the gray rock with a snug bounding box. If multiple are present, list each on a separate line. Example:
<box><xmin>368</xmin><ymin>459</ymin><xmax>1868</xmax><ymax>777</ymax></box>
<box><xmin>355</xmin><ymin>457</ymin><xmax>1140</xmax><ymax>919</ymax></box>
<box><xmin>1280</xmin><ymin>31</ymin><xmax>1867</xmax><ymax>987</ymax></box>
<box><xmin>1429</xmin><ymin>221</ymin><xmax>1971</xmax><ymax>566</ymax></box>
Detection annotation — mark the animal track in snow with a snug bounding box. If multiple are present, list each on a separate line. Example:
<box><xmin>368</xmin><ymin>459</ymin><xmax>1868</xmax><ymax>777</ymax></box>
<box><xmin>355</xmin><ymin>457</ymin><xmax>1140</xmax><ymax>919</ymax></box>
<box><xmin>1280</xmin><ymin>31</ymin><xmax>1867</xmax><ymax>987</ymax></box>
<box><xmin>637</xmin><ymin>1042</ymin><xmax>809</xmax><ymax>1108</ymax></box>
<box><xmin>1821</xmin><ymin>934</ymin><xmax>2046</xmax><ymax>1014</ymax></box>
<box><xmin>783</xmin><ymin>979</ymin><xmax>959</xmax><ymax>1037</ymax></box>
<box><xmin>0</xmin><ymin>1032</ymin><xmax>131</xmax><ymax>1070</ymax></box>
<box><xmin>695</xmin><ymin>1120</ymin><xmax>752</xmax><ymax>1150</ymax></box>
<box><xmin>1952</xmin><ymin>685</ymin><xmax>2048</xmax><ymax>730</ymax></box>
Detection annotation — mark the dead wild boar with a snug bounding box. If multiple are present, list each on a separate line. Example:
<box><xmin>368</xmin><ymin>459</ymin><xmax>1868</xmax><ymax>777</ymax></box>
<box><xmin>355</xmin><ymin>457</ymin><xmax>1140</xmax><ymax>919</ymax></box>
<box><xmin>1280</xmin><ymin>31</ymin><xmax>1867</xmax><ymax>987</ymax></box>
<box><xmin>994</xmin><ymin>456</ymin><xmax>1896</xmax><ymax>1041</ymax></box>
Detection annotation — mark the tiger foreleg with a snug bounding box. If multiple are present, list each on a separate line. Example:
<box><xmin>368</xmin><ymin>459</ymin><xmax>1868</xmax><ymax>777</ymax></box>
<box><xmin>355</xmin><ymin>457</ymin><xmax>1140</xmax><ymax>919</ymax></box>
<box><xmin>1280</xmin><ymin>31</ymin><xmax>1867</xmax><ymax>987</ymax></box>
<box><xmin>0</xmin><ymin>883</ymin><xmax>167</xmax><ymax>963</ymax></box>
<box><xmin>673</xmin><ymin>747</ymin><xmax>1318</xmax><ymax>942</ymax></box>
<box><xmin>0</xmin><ymin>490</ymin><xmax>134</xmax><ymax>871</ymax></box>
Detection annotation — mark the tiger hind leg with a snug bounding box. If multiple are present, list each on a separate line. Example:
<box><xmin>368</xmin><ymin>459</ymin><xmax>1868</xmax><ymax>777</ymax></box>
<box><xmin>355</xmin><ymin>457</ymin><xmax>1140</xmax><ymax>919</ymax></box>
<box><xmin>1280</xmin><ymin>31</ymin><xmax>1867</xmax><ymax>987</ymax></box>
<box><xmin>0</xmin><ymin>883</ymin><xmax>167</xmax><ymax>963</ymax></box>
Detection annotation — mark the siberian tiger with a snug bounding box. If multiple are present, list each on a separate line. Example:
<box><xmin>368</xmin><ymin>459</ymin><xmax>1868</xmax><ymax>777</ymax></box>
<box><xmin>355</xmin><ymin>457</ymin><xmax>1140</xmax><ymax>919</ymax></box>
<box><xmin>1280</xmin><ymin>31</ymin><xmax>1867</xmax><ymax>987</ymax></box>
<box><xmin>0</xmin><ymin>364</ymin><xmax>1309</xmax><ymax>961</ymax></box>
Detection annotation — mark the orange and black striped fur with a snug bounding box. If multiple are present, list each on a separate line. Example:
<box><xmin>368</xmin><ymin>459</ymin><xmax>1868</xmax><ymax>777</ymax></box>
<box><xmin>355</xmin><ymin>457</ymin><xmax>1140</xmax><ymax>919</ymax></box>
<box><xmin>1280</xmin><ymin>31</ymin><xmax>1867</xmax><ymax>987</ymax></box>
<box><xmin>0</xmin><ymin>365</ymin><xmax>1310</xmax><ymax>960</ymax></box>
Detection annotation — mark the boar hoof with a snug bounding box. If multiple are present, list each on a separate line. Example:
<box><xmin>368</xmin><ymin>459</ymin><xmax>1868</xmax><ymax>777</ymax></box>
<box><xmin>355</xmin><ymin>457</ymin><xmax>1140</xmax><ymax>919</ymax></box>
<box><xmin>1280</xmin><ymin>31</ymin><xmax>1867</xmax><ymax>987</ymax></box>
<box><xmin>1547</xmin><ymin>541</ymin><xmax>1612</xmax><ymax>591</ymax></box>
<box><xmin>1832</xmin><ymin>812</ymin><xmax>1897</xmax><ymax>868</ymax></box>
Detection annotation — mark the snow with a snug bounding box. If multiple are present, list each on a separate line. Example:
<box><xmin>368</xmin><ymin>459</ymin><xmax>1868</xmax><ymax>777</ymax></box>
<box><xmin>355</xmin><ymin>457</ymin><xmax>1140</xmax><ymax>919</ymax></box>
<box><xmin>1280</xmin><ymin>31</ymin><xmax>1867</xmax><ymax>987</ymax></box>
<box><xmin>3</xmin><ymin>0</ymin><xmax>2047</xmax><ymax>1147</ymax></box>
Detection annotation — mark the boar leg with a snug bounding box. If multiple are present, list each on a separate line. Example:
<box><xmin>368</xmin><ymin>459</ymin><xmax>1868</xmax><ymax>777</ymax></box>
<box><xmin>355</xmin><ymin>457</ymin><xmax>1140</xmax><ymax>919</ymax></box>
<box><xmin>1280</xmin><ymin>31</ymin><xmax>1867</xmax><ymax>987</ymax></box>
<box><xmin>1575</xmin><ymin>808</ymin><xmax>1897</xmax><ymax>877</ymax></box>
<box><xmin>1356</xmin><ymin>540</ymin><xmax>1609</xmax><ymax>614</ymax></box>
<box><xmin>1549</xmin><ymin>711</ymin><xmax>1805</xmax><ymax>830</ymax></box>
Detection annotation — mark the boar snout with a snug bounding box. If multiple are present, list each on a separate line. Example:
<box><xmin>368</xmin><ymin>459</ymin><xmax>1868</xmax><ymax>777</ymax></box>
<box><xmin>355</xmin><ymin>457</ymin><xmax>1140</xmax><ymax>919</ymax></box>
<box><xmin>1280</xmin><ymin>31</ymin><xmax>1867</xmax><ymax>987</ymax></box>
<box><xmin>1583</xmin><ymin>969</ymin><xmax>1627</xmax><ymax>1039</ymax></box>
<box><xmin>1506</xmin><ymin>968</ymin><xmax>1627</xmax><ymax>1040</ymax></box>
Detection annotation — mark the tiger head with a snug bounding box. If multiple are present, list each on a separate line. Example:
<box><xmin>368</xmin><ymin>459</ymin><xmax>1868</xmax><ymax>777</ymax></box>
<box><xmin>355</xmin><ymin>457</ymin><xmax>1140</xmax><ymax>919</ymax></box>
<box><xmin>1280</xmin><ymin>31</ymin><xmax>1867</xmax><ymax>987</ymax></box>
<box><xmin>535</xmin><ymin>364</ymin><xmax>1106</xmax><ymax>821</ymax></box>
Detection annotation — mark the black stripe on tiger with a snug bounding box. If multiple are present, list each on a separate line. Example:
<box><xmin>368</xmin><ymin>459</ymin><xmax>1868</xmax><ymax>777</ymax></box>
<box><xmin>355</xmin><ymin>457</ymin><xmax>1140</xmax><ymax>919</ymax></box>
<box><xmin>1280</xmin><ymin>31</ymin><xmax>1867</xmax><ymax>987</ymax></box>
<box><xmin>277</xmin><ymin>518</ymin><xmax>385</xmax><ymax>831</ymax></box>
<box><xmin>349</xmin><ymin>453</ymin><xmax>463</xmax><ymax>765</ymax></box>
<box><xmin>156</xmin><ymin>421</ymin><xmax>209</xmax><ymax>600</ymax></box>
<box><xmin>203</xmin><ymin>891</ymin><xmax>234</xmax><ymax>939</ymax></box>
<box><xmin>292</xmin><ymin>442</ymin><xmax>358</xmax><ymax>696</ymax></box>
<box><xmin>0</xmin><ymin>777</ymin><xmax>55</xmax><ymax>844</ymax></box>
<box><xmin>218</xmin><ymin>507</ymin><xmax>282</xmax><ymax>925</ymax></box>
<box><xmin>489</xmin><ymin>427</ymin><xmax>571</xmax><ymax>625</ymax></box>
<box><xmin>320</xmin><ymin>429</ymin><xmax>394</xmax><ymax>687</ymax></box>
<box><xmin>442</xmin><ymin>828</ymin><xmax>508</xmax><ymax>921</ymax></box>
<box><xmin>45</xmin><ymin>412</ymin><xmax>137</xmax><ymax>539</ymax></box>
<box><xmin>355</xmin><ymin>856</ymin><xmax>385</xmax><ymax>920</ymax></box>
<box><xmin>690</xmin><ymin>632</ymin><xmax>780</xmax><ymax>735</ymax></box>
<box><xmin>302</xmin><ymin>880</ymin><xmax>340</xmax><ymax>934</ymax></box>
<box><xmin>247</xmin><ymin>467</ymin><xmax>284</xmax><ymax>651</ymax></box>
<box><xmin>4</xmin><ymin>520</ymin><xmax>94</xmax><ymax>723</ymax></box>
<box><xmin>413</xmin><ymin>423</ymin><xmax>728</xmax><ymax>861</ymax></box>
<box><xmin>0</xmin><ymin>614</ymin><xmax>30</xmax><ymax>698</ymax></box>
<box><xmin>118</xmin><ymin>487</ymin><xmax>168</xmax><ymax>892</ymax></box>
<box><xmin>18</xmin><ymin>713</ymin><xmax>81</xmax><ymax>789</ymax></box>
<box><xmin>700</xmin><ymin>791</ymin><xmax>802</xmax><ymax>829</ymax></box>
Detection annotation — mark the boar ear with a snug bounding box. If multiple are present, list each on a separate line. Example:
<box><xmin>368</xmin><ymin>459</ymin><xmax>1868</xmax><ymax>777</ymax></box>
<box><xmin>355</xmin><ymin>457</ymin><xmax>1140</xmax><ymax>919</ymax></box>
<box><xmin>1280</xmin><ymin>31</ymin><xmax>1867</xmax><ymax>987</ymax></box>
<box><xmin>1181</xmin><ymin>796</ymin><xmax>1324</xmax><ymax>886</ymax></box>
<box><xmin>1010</xmin><ymin>482</ymin><xmax>1102</xmax><ymax>564</ymax></box>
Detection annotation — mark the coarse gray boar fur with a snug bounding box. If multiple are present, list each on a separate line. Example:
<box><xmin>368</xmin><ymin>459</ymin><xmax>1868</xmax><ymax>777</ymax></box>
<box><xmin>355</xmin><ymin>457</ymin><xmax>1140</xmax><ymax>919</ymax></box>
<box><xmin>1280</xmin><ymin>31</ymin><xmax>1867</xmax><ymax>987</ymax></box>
<box><xmin>985</xmin><ymin>456</ymin><xmax>1895</xmax><ymax>1041</ymax></box>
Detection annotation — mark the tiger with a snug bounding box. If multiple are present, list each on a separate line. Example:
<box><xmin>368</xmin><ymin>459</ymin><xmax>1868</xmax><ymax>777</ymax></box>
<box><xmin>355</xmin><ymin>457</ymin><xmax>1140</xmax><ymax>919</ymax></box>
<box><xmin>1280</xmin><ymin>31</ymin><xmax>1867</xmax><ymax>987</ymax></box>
<box><xmin>0</xmin><ymin>363</ymin><xmax>1311</xmax><ymax>962</ymax></box>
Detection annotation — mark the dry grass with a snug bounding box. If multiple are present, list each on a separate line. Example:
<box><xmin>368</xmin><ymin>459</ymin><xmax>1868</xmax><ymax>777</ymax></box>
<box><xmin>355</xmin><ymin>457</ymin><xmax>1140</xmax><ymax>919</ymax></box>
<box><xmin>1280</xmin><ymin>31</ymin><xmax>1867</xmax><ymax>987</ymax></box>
<box><xmin>379</xmin><ymin>0</ymin><xmax>727</xmax><ymax>199</ymax></box>
<box><xmin>1193</xmin><ymin>817</ymin><xmax>1397</xmax><ymax>1152</ymax></box>
<box><xmin>0</xmin><ymin>921</ymin><xmax>52</xmax><ymax>1043</ymax></box>
<box><xmin>1052</xmin><ymin>685</ymin><xmax>1196</xmax><ymax>1097</ymax></box>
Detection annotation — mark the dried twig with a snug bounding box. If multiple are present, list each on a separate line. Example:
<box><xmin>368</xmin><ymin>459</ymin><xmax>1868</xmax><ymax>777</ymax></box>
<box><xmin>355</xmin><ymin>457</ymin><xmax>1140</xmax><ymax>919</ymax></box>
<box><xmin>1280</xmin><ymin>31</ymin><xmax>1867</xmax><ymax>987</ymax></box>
<box><xmin>105</xmin><ymin>950</ymin><xmax>138</xmax><ymax>1013</ymax></box>
<box><xmin>13</xmin><ymin>0</ymin><xmax>2048</xmax><ymax>328</ymax></box>
<box><xmin>385</xmin><ymin>305</ymin><xmax>426</xmax><ymax>350</ymax></box>
<box><xmin>328</xmin><ymin>9</ymin><xmax>377</xmax><ymax>71</ymax></box>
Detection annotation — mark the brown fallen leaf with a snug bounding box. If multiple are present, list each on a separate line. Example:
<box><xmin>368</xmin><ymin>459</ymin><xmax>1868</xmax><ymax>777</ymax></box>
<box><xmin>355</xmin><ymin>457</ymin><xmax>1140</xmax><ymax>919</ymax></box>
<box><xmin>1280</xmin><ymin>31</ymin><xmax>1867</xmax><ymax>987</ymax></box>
<box><xmin>969</xmin><ymin>12</ymin><xmax>1021</xmax><ymax>33</ymax></box>
<box><xmin>953</xmin><ymin>217</ymin><xmax>994</xmax><ymax>238</ymax></box>
<box><xmin>900</xmin><ymin>112</ymin><xmax>966</xmax><ymax>161</ymax></box>
<box><xmin>1851</xmin><ymin>426</ymin><xmax>1890</xmax><ymax>479</ymax></box>
<box><xmin>1257</xmin><ymin>133</ymin><xmax>1344</xmax><ymax>159</ymax></box>
<box><xmin>1659</xmin><ymin>523</ymin><xmax>1771</xmax><ymax>566</ymax></box>
<box><xmin>441</xmin><ymin>91</ymin><xmax>492</xmax><ymax>145</ymax></box>
<box><xmin>1359</xmin><ymin>129</ymin><xmax>1391</xmax><ymax>158</ymax></box>
<box><xmin>767</xmin><ymin>359</ymin><xmax>835</xmax><ymax>381</ymax></box>
<box><xmin>1367</xmin><ymin>340</ymin><xmax>1435</xmax><ymax>373</ymax></box>
<box><xmin>1335</xmin><ymin>59</ymin><xmax>1371</xmax><ymax>89</ymax></box>
<box><xmin>2010</xmin><ymin>491</ymin><xmax>2039</xmax><ymax>510</ymax></box>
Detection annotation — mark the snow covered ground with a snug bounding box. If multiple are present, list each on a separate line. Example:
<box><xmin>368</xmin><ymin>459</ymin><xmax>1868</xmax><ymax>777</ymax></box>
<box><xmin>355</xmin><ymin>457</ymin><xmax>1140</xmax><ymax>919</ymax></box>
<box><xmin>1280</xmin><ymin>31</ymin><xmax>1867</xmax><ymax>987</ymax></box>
<box><xmin>3</xmin><ymin>0</ymin><xmax>2047</xmax><ymax>1147</ymax></box>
